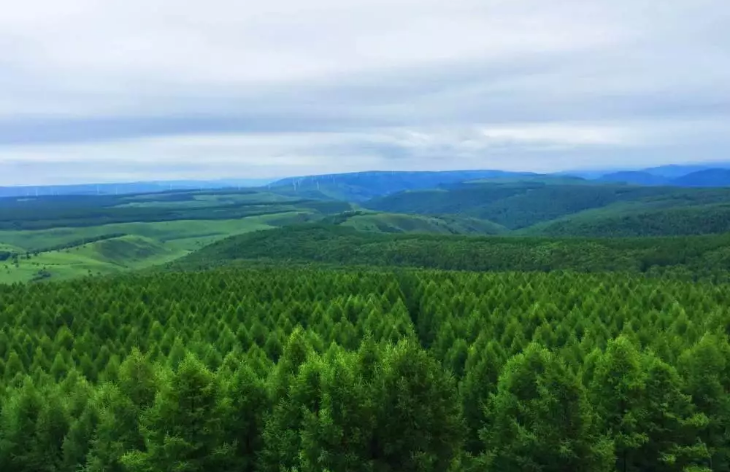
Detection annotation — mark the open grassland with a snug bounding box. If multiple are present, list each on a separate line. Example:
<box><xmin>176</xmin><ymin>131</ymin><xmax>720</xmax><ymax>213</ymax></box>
<box><xmin>0</xmin><ymin>212</ymin><xmax>308</xmax><ymax>283</ymax></box>
<box><xmin>0</xmin><ymin>184</ymin><xmax>349</xmax><ymax>283</ymax></box>
<box><xmin>0</xmin><ymin>235</ymin><xmax>182</xmax><ymax>284</ymax></box>
<box><xmin>0</xmin><ymin>212</ymin><xmax>300</xmax><ymax>252</ymax></box>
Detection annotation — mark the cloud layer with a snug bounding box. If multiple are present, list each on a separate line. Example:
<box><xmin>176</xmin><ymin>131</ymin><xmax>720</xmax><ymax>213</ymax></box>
<box><xmin>1</xmin><ymin>0</ymin><xmax>728</xmax><ymax>184</ymax></box>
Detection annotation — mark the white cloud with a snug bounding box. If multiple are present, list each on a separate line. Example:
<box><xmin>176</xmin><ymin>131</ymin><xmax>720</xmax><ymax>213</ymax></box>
<box><xmin>2</xmin><ymin>119</ymin><xmax>727</xmax><ymax>185</ymax></box>
<box><xmin>0</xmin><ymin>0</ymin><xmax>728</xmax><ymax>183</ymax></box>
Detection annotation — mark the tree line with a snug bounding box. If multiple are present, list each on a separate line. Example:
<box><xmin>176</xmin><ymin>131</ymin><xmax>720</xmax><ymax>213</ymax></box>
<box><xmin>178</xmin><ymin>224</ymin><xmax>730</xmax><ymax>281</ymax></box>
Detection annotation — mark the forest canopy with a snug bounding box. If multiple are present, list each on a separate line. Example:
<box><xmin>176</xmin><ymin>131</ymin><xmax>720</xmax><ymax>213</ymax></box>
<box><xmin>0</xmin><ymin>268</ymin><xmax>727</xmax><ymax>471</ymax></box>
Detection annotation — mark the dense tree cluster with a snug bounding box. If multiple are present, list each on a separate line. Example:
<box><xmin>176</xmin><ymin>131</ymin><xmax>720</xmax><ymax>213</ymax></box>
<box><xmin>527</xmin><ymin>202</ymin><xmax>730</xmax><ymax>238</ymax></box>
<box><xmin>0</xmin><ymin>268</ymin><xmax>728</xmax><ymax>471</ymax></box>
<box><xmin>179</xmin><ymin>224</ymin><xmax>730</xmax><ymax>280</ymax></box>
<box><xmin>365</xmin><ymin>180</ymin><xmax>730</xmax><ymax>232</ymax></box>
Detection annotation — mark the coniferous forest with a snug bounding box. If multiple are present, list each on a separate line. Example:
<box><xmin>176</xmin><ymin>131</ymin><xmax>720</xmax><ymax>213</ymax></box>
<box><xmin>0</xmin><ymin>267</ymin><xmax>728</xmax><ymax>472</ymax></box>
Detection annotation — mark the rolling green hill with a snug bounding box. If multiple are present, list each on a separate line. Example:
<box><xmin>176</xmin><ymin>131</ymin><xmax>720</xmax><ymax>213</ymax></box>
<box><xmin>0</xmin><ymin>188</ymin><xmax>351</xmax><ymax>283</ymax></box>
<box><xmin>0</xmin><ymin>235</ymin><xmax>183</xmax><ymax>283</ymax></box>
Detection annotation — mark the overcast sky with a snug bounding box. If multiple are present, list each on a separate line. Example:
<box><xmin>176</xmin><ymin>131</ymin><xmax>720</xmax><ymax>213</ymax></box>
<box><xmin>1</xmin><ymin>0</ymin><xmax>729</xmax><ymax>184</ymax></box>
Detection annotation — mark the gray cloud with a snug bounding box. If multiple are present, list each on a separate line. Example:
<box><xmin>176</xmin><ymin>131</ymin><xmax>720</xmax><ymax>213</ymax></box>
<box><xmin>0</xmin><ymin>0</ymin><xmax>728</xmax><ymax>184</ymax></box>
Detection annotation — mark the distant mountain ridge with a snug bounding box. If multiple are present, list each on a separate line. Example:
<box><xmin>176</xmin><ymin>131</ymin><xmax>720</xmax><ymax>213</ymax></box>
<box><xmin>0</xmin><ymin>179</ymin><xmax>274</xmax><ymax>199</ymax></box>
<box><xmin>672</xmin><ymin>168</ymin><xmax>730</xmax><ymax>187</ymax></box>
<box><xmin>270</xmin><ymin>170</ymin><xmax>538</xmax><ymax>202</ymax></box>
<box><xmin>5</xmin><ymin>162</ymin><xmax>730</xmax><ymax>200</ymax></box>
<box><xmin>596</xmin><ymin>171</ymin><xmax>671</xmax><ymax>186</ymax></box>
<box><xmin>596</xmin><ymin>168</ymin><xmax>730</xmax><ymax>187</ymax></box>
<box><xmin>642</xmin><ymin>163</ymin><xmax>730</xmax><ymax>178</ymax></box>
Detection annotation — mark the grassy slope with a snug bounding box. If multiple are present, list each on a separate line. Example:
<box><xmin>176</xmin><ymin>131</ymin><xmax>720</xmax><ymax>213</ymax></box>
<box><xmin>0</xmin><ymin>212</ymin><xmax>308</xmax><ymax>253</ymax></box>
<box><xmin>0</xmin><ymin>242</ymin><xmax>22</xmax><ymax>253</ymax></box>
<box><xmin>0</xmin><ymin>235</ymin><xmax>181</xmax><ymax>283</ymax></box>
<box><xmin>0</xmin><ymin>212</ymin><xmax>310</xmax><ymax>283</ymax></box>
<box><xmin>0</xmin><ymin>185</ymin><xmax>361</xmax><ymax>283</ymax></box>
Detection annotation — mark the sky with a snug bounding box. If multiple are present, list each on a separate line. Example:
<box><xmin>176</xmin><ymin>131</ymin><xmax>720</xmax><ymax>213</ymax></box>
<box><xmin>0</xmin><ymin>0</ymin><xmax>729</xmax><ymax>185</ymax></box>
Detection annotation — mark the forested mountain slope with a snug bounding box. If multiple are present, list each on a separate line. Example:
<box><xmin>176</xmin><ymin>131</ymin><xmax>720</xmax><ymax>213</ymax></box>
<box><xmin>522</xmin><ymin>202</ymin><xmax>730</xmax><ymax>237</ymax></box>
<box><xmin>365</xmin><ymin>181</ymin><xmax>730</xmax><ymax>235</ymax></box>
<box><xmin>0</xmin><ymin>267</ymin><xmax>728</xmax><ymax>471</ymax></box>
<box><xmin>176</xmin><ymin>224</ymin><xmax>730</xmax><ymax>277</ymax></box>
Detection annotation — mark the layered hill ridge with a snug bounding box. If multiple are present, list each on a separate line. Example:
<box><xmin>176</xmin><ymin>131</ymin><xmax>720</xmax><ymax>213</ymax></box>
<box><xmin>6</xmin><ymin>165</ymin><xmax>730</xmax><ymax>283</ymax></box>
<box><xmin>363</xmin><ymin>180</ymin><xmax>730</xmax><ymax>236</ymax></box>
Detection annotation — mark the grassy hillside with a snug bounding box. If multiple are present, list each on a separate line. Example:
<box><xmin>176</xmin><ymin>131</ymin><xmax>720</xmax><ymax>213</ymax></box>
<box><xmin>0</xmin><ymin>235</ymin><xmax>183</xmax><ymax>283</ymax></box>
<box><xmin>0</xmin><ymin>212</ymin><xmax>305</xmax><ymax>283</ymax></box>
<box><xmin>175</xmin><ymin>223</ymin><xmax>730</xmax><ymax>278</ymax></box>
<box><xmin>0</xmin><ymin>213</ymin><xmax>294</xmax><ymax>253</ymax></box>
<box><xmin>0</xmin><ymin>188</ymin><xmax>348</xmax><ymax>283</ymax></box>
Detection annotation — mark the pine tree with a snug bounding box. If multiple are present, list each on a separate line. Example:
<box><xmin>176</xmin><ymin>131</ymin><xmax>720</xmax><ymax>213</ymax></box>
<box><xmin>483</xmin><ymin>343</ymin><xmax>613</xmax><ymax>472</ymax></box>
<box><xmin>589</xmin><ymin>336</ymin><xmax>649</xmax><ymax>472</ymax></box>
<box><xmin>373</xmin><ymin>340</ymin><xmax>464</xmax><ymax>472</ymax></box>
<box><xmin>121</xmin><ymin>355</ymin><xmax>232</xmax><ymax>472</ymax></box>
<box><xmin>298</xmin><ymin>350</ymin><xmax>376</xmax><ymax>472</ymax></box>
<box><xmin>637</xmin><ymin>353</ymin><xmax>711</xmax><ymax>472</ymax></box>
<box><xmin>220</xmin><ymin>362</ymin><xmax>269</xmax><ymax>472</ymax></box>
<box><xmin>678</xmin><ymin>334</ymin><xmax>730</xmax><ymax>471</ymax></box>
